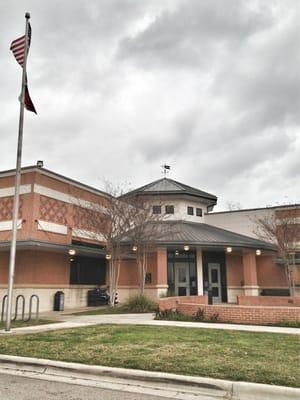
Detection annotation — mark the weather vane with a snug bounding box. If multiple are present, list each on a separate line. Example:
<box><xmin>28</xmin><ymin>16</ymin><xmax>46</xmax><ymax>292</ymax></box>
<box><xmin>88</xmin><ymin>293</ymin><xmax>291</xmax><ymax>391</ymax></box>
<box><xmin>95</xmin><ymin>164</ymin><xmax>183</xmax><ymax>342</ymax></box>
<box><xmin>161</xmin><ymin>164</ymin><xmax>171</xmax><ymax>177</ymax></box>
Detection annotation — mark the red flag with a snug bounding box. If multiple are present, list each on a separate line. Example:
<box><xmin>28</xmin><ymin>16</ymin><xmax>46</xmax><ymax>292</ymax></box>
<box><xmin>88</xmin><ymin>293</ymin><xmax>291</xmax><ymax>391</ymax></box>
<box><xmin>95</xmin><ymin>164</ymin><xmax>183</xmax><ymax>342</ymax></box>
<box><xmin>25</xmin><ymin>84</ymin><xmax>37</xmax><ymax>114</ymax></box>
<box><xmin>10</xmin><ymin>23</ymin><xmax>36</xmax><ymax>114</ymax></box>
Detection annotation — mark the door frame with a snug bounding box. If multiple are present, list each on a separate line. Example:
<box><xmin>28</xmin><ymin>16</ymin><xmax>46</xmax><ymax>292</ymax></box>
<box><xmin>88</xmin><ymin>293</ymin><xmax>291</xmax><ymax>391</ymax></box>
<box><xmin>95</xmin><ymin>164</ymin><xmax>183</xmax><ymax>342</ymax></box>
<box><xmin>174</xmin><ymin>262</ymin><xmax>190</xmax><ymax>296</ymax></box>
<box><xmin>208</xmin><ymin>262</ymin><xmax>222</xmax><ymax>303</ymax></box>
<box><xmin>202</xmin><ymin>251</ymin><xmax>228</xmax><ymax>303</ymax></box>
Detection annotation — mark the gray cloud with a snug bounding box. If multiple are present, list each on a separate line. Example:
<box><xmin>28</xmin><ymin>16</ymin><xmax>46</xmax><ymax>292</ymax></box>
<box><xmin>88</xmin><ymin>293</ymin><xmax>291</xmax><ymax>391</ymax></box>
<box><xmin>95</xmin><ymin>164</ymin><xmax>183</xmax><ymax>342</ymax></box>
<box><xmin>0</xmin><ymin>0</ymin><xmax>299</xmax><ymax>210</ymax></box>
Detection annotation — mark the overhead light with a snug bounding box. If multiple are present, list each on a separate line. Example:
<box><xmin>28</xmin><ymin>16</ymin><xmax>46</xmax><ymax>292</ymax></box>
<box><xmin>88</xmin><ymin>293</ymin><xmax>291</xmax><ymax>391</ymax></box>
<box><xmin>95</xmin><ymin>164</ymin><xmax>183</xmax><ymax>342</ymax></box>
<box><xmin>70</xmin><ymin>258</ymin><xmax>74</xmax><ymax>262</ymax></box>
<box><xmin>226</xmin><ymin>247</ymin><xmax>232</xmax><ymax>253</ymax></box>
<box><xmin>105</xmin><ymin>254</ymin><xmax>111</xmax><ymax>260</ymax></box>
<box><xmin>256</xmin><ymin>249</ymin><xmax>261</xmax><ymax>256</ymax></box>
<box><xmin>68</xmin><ymin>249</ymin><xmax>76</xmax><ymax>256</ymax></box>
<box><xmin>175</xmin><ymin>250</ymin><xmax>179</xmax><ymax>256</ymax></box>
<box><xmin>184</xmin><ymin>245</ymin><xmax>189</xmax><ymax>251</ymax></box>
<box><xmin>132</xmin><ymin>245</ymin><xmax>138</xmax><ymax>252</ymax></box>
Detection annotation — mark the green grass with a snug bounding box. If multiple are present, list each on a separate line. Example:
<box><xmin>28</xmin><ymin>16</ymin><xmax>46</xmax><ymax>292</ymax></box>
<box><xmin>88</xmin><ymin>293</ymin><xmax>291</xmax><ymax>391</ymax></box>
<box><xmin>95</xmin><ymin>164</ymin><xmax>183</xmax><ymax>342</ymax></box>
<box><xmin>0</xmin><ymin>319</ymin><xmax>56</xmax><ymax>330</ymax></box>
<box><xmin>0</xmin><ymin>324</ymin><xmax>299</xmax><ymax>387</ymax></box>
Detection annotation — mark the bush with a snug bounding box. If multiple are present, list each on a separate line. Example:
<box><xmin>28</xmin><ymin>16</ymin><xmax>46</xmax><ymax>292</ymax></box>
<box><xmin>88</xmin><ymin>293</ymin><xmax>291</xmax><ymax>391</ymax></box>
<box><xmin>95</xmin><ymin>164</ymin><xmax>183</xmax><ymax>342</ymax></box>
<box><xmin>155</xmin><ymin>309</ymin><xmax>193</xmax><ymax>321</ymax></box>
<box><xmin>278</xmin><ymin>319</ymin><xmax>300</xmax><ymax>328</ymax></box>
<box><xmin>124</xmin><ymin>294</ymin><xmax>157</xmax><ymax>313</ymax></box>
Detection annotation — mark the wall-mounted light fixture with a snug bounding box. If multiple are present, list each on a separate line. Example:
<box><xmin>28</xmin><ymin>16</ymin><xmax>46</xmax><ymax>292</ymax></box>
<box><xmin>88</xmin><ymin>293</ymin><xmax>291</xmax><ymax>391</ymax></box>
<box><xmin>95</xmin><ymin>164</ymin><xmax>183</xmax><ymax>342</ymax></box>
<box><xmin>183</xmin><ymin>245</ymin><xmax>189</xmax><ymax>251</ymax></box>
<box><xmin>132</xmin><ymin>245</ymin><xmax>138</xmax><ymax>252</ymax></box>
<box><xmin>256</xmin><ymin>249</ymin><xmax>261</xmax><ymax>256</ymax></box>
<box><xmin>226</xmin><ymin>247</ymin><xmax>232</xmax><ymax>253</ymax></box>
<box><xmin>105</xmin><ymin>254</ymin><xmax>111</xmax><ymax>260</ymax></box>
<box><xmin>68</xmin><ymin>249</ymin><xmax>76</xmax><ymax>256</ymax></box>
<box><xmin>175</xmin><ymin>250</ymin><xmax>179</xmax><ymax>256</ymax></box>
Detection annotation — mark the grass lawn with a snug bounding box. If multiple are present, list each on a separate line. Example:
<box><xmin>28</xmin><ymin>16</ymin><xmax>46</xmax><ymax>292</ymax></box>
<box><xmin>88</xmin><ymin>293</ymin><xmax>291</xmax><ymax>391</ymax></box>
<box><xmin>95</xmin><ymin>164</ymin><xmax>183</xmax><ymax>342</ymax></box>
<box><xmin>69</xmin><ymin>305</ymin><xmax>154</xmax><ymax>316</ymax></box>
<box><xmin>0</xmin><ymin>324</ymin><xmax>299</xmax><ymax>387</ymax></box>
<box><xmin>0</xmin><ymin>319</ymin><xmax>56</xmax><ymax>330</ymax></box>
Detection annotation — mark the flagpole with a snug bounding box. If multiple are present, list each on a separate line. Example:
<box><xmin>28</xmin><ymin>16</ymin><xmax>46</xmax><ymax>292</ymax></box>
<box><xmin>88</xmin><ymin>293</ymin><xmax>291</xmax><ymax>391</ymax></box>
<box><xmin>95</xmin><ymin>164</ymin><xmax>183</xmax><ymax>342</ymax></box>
<box><xmin>5</xmin><ymin>12</ymin><xmax>31</xmax><ymax>332</ymax></box>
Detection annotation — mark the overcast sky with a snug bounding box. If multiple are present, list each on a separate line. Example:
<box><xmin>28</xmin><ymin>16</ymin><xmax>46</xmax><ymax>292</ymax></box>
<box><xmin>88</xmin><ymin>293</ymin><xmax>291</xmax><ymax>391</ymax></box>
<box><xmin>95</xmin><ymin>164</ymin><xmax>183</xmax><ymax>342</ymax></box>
<box><xmin>1</xmin><ymin>0</ymin><xmax>299</xmax><ymax>210</ymax></box>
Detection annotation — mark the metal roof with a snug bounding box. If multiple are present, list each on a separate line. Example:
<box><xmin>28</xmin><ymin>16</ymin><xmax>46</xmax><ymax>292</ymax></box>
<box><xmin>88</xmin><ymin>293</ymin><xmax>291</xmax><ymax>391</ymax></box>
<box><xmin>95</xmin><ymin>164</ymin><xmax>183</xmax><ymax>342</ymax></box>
<box><xmin>122</xmin><ymin>178</ymin><xmax>217</xmax><ymax>203</ymax></box>
<box><xmin>0</xmin><ymin>239</ymin><xmax>106</xmax><ymax>258</ymax></box>
<box><xmin>123</xmin><ymin>221</ymin><xmax>276</xmax><ymax>251</ymax></box>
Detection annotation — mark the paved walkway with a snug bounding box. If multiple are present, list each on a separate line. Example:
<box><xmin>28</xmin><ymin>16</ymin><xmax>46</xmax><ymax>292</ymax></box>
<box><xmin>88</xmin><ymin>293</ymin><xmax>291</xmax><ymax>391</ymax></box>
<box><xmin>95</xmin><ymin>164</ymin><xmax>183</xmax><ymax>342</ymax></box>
<box><xmin>1</xmin><ymin>309</ymin><xmax>299</xmax><ymax>335</ymax></box>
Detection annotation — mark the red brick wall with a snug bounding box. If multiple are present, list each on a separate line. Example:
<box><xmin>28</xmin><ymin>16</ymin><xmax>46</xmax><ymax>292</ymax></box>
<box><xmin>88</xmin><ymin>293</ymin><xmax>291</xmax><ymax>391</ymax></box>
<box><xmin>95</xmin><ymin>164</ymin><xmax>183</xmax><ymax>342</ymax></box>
<box><xmin>175</xmin><ymin>303</ymin><xmax>300</xmax><ymax>324</ymax></box>
<box><xmin>238</xmin><ymin>295</ymin><xmax>300</xmax><ymax>307</ymax></box>
<box><xmin>159</xmin><ymin>296</ymin><xmax>208</xmax><ymax>310</ymax></box>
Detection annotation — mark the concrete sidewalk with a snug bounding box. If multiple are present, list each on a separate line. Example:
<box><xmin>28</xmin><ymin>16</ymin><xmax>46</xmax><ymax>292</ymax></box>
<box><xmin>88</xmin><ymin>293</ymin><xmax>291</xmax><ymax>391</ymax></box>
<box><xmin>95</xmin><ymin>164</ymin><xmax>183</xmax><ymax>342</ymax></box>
<box><xmin>0</xmin><ymin>354</ymin><xmax>299</xmax><ymax>400</ymax></box>
<box><xmin>1</xmin><ymin>311</ymin><xmax>299</xmax><ymax>335</ymax></box>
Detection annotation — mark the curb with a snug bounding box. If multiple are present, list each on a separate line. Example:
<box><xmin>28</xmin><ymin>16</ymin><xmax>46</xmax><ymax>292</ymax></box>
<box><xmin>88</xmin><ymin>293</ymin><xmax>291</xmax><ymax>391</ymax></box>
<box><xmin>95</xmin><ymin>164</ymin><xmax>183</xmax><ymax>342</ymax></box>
<box><xmin>0</xmin><ymin>354</ymin><xmax>299</xmax><ymax>399</ymax></box>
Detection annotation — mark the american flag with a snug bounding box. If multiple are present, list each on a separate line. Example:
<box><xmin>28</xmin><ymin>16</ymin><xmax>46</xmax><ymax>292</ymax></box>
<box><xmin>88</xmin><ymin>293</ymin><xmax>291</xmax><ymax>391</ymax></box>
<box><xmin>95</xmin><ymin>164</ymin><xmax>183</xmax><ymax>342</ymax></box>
<box><xmin>10</xmin><ymin>23</ymin><xmax>36</xmax><ymax>114</ymax></box>
<box><xmin>10</xmin><ymin>23</ymin><xmax>31</xmax><ymax>67</ymax></box>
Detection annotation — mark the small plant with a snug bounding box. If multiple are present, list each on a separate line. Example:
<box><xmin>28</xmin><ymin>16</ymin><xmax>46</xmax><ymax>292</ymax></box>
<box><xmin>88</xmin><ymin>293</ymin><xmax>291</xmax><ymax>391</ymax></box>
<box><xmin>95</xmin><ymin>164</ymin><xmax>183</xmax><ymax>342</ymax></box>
<box><xmin>209</xmin><ymin>313</ymin><xmax>219</xmax><ymax>322</ymax></box>
<box><xmin>124</xmin><ymin>294</ymin><xmax>157</xmax><ymax>313</ymax></box>
<box><xmin>193</xmin><ymin>308</ymin><xmax>205</xmax><ymax>322</ymax></box>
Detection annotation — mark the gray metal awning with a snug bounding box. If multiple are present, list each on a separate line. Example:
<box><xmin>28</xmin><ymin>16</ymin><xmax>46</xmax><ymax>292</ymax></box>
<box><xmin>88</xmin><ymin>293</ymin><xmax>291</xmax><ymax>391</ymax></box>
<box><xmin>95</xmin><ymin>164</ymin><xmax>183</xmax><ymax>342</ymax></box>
<box><xmin>0</xmin><ymin>239</ymin><xmax>106</xmax><ymax>259</ymax></box>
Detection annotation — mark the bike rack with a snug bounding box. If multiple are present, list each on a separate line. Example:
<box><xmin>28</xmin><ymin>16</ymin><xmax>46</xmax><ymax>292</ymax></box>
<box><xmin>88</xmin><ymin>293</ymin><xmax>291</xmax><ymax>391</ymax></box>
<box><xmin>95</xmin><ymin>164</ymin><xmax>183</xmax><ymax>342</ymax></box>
<box><xmin>25</xmin><ymin>294</ymin><xmax>39</xmax><ymax>322</ymax></box>
<box><xmin>12</xmin><ymin>295</ymin><xmax>25</xmax><ymax>321</ymax></box>
<box><xmin>1</xmin><ymin>294</ymin><xmax>39</xmax><ymax>323</ymax></box>
<box><xmin>1</xmin><ymin>295</ymin><xmax>7</xmax><ymax>322</ymax></box>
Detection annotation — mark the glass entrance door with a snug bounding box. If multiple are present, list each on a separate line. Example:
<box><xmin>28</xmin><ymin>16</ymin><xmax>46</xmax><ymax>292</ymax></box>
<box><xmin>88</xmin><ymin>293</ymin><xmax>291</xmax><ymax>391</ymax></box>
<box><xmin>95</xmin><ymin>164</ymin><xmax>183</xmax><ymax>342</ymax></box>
<box><xmin>208</xmin><ymin>263</ymin><xmax>222</xmax><ymax>303</ymax></box>
<box><xmin>175</xmin><ymin>262</ymin><xmax>190</xmax><ymax>296</ymax></box>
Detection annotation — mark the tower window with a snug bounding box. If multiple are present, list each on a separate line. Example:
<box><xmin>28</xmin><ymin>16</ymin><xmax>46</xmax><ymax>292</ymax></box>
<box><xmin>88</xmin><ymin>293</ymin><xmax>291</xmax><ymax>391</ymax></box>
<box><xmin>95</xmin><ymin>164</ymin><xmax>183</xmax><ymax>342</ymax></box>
<box><xmin>196</xmin><ymin>208</ymin><xmax>202</xmax><ymax>217</ymax></box>
<box><xmin>153</xmin><ymin>205</ymin><xmax>161</xmax><ymax>214</ymax></box>
<box><xmin>187</xmin><ymin>206</ymin><xmax>194</xmax><ymax>215</ymax></box>
<box><xmin>165</xmin><ymin>205</ymin><xmax>174</xmax><ymax>214</ymax></box>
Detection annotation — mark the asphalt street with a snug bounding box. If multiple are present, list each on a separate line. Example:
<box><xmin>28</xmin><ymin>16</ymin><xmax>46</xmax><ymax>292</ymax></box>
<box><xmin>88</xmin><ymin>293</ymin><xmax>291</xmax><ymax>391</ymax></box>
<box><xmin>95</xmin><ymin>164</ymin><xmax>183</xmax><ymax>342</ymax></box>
<box><xmin>0</xmin><ymin>373</ymin><xmax>176</xmax><ymax>400</ymax></box>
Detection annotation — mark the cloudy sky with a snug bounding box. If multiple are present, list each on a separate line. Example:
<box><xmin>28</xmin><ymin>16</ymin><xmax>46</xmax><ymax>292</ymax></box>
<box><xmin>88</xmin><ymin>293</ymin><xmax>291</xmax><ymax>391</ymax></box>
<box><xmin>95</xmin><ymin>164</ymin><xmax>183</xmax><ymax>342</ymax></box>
<box><xmin>1</xmin><ymin>0</ymin><xmax>299</xmax><ymax>210</ymax></box>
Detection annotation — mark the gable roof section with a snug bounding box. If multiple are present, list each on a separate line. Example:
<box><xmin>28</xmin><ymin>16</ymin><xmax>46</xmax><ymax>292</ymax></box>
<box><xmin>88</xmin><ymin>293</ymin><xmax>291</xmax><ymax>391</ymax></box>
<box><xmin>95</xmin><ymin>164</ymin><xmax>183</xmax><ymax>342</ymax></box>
<box><xmin>123</xmin><ymin>177</ymin><xmax>217</xmax><ymax>202</ymax></box>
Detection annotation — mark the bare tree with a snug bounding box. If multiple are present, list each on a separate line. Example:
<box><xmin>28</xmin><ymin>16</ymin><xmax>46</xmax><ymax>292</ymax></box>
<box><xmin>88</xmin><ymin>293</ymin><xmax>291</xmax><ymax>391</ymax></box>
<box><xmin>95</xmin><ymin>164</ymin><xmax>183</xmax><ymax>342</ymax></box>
<box><xmin>254</xmin><ymin>206</ymin><xmax>300</xmax><ymax>296</ymax></box>
<box><xmin>122</xmin><ymin>196</ymin><xmax>172</xmax><ymax>294</ymax></box>
<box><xmin>74</xmin><ymin>183</ymin><xmax>134</xmax><ymax>305</ymax></box>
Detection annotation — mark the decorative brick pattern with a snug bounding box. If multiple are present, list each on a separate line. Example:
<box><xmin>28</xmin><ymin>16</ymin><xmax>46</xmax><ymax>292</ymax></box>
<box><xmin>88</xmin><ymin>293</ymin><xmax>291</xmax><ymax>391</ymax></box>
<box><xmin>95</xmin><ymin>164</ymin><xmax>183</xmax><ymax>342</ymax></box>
<box><xmin>39</xmin><ymin>196</ymin><xmax>68</xmax><ymax>225</ymax></box>
<box><xmin>0</xmin><ymin>197</ymin><xmax>23</xmax><ymax>221</ymax></box>
<box><xmin>73</xmin><ymin>205</ymin><xmax>106</xmax><ymax>231</ymax></box>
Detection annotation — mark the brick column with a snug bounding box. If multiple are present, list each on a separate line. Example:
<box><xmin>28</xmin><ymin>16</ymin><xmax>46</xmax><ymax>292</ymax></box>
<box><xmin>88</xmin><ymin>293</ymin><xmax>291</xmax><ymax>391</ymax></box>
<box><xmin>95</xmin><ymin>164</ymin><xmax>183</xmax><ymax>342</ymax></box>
<box><xmin>156</xmin><ymin>247</ymin><xmax>168</xmax><ymax>296</ymax></box>
<box><xmin>242</xmin><ymin>251</ymin><xmax>259</xmax><ymax>296</ymax></box>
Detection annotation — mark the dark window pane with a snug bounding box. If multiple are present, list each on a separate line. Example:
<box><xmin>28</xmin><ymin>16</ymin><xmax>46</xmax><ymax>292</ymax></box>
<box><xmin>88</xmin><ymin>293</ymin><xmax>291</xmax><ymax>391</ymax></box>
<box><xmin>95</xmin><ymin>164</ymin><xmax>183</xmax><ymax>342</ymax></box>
<box><xmin>153</xmin><ymin>205</ymin><xmax>161</xmax><ymax>214</ymax></box>
<box><xmin>212</xmin><ymin>287</ymin><xmax>219</xmax><ymax>297</ymax></box>
<box><xmin>165</xmin><ymin>205</ymin><xmax>174</xmax><ymax>214</ymax></box>
<box><xmin>70</xmin><ymin>256</ymin><xmax>106</xmax><ymax>285</ymax></box>
<box><xmin>196</xmin><ymin>208</ymin><xmax>202</xmax><ymax>217</ymax></box>
<box><xmin>211</xmin><ymin>268</ymin><xmax>218</xmax><ymax>283</ymax></box>
<box><xmin>187</xmin><ymin>206</ymin><xmax>194</xmax><ymax>215</ymax></box>
<box><xmin>178</xmin><ymin>266</ymin><xmax>187</xmax><ymax>282</ymax></box>
<box><xmin>178</xmin><ymin>287</ymin><xmax>187</xmax><ymax>296</ymax></box>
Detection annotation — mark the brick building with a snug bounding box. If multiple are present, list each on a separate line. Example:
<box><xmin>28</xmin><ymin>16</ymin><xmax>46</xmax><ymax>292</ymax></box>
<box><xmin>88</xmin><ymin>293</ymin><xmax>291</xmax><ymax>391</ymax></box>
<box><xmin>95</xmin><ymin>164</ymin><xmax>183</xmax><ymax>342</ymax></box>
<box><xmin>0</xmin><ymin>165</ymin><xmax>299</xmax><ymax>311</ymax></box>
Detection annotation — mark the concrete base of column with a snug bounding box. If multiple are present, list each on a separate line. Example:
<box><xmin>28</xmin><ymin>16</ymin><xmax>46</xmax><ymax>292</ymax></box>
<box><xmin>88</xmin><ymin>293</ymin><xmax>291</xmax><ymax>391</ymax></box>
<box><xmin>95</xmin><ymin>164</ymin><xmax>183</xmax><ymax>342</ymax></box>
<box><xmin>243</xmin><ymin>286</ymin><xmax>260</xmax><ymax>296</ymax></box>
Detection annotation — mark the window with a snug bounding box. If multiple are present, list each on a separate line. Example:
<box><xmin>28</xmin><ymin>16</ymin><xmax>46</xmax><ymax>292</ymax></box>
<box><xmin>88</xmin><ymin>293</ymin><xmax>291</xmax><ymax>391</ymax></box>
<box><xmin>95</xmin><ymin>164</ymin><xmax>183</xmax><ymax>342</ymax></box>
<box><xmin>187</xmin><ymin>206</ymin><xmax>194</xmax><ymax>215</ymax></box>
<box><xmin>152</xmin><ymin>205</ymin><xmax>161</xmax><ymax>214</ymax></box>
<box><xmin>165</xmin><ymin>205</ymin><xmax>174</xmax><ymax>214</ymax></box>
<box><xmin>196</xmin><ymin>208</ymin><xmax>202</xmax><ymax>217</ymax></box>
<box><xmin>70</xmin><ymin>256</ymin><xmax>106</xmax><ymax>285</ymax></box>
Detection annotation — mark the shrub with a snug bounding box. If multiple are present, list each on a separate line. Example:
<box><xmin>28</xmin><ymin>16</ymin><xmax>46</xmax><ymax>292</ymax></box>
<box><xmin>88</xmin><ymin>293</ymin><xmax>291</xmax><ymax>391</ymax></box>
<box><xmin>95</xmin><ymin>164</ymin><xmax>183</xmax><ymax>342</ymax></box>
<box><xmin>278</xmin><ymin>319</ymin><xmax>300</xmax><ymax>328</ymax></box>
<box><xmin>124</xmin><ymin>294</ymin><xmax>157</xmax><ymax>313</ymax></box>
<box><xmin>193</xmin><ymin>308</ymin><xmax>205</xmax><ymax>322</ymax></box>
<box><xmin>155</xmin><ymin>308</ymin><xmax>193</xmax><ymax>321</ymax></box>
